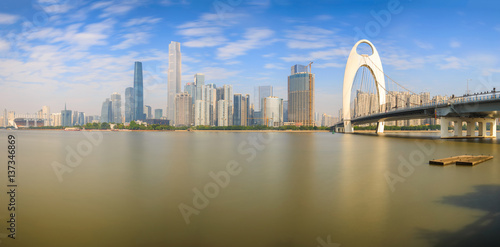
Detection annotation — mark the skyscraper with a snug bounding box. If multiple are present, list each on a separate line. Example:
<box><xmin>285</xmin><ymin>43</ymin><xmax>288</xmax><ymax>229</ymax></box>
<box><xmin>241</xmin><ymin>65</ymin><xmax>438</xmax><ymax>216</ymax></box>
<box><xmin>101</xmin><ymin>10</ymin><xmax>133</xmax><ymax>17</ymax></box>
<box><xmin>101</xmin><ymin>98</ymin><xmax>112</xmax><ymax>123</ymax></box>
<box><xmin>61</xmin><ymin>104</ymin><xmax>72</xmax><ymax>127</ymax></box>
<box><xmin>144</xmin><ymin>105</ymin><xmax>152</xmax><ymax>119</ymax></box>
<box><xmin>111</xmin><ymin>92</ymin><xmax>122</xmax><ymax>123</ymax></box>
<box><xmin>134</xmin><ymin>61</ymin><xmax>144</xmax><ymax>121</ymax></box>
<box><xmin>175</xmin><ymin>92</ymin><xmax>192</xmax><ymax>126</ymax></box>
<box><xmin>3</xmin><ymin>109</ymin><xmax>7</xmax><ymax>127</ymax></box>
<box><xmin>78</xmin><ymin>112</ymin><xmax>85</xmax><ymax>125</ymax></box>
<box><xmin>263</xmin><ymin>96</ymin><xmax>283</xmax><ymax>127</ymax></box>
<box><xmin>233</xmin><ymin>94</ymin><xmax>248</xmax><ymax>126</ymax></box>
<box><xmin>288</xmin><ymin>64</ymin><xmax>315</xmax><ymax>126</ymax></box>
<box><xmin>291</xmin><ymin>64</ymin><xmax>308</xmax><ymax>74</ymax></box>
<box><xmin>283</xmin><ymin>100</ymin><xmax>288</xmax><ymax>122</ymax></box>
<box><xmin>194</xmin><ymin>73</ymin><xmax>205</xmax><ymax>86</ymax></box>
<box><xmin>168</xmin><ymin>41</ymin><xmax>182</xmax><ymax>125</ymax></box>
<box><xmin>216</xmin><ymin>85</ymin><xmax>233</xmax><ymax>126</ymax></box>
<box><xmin>154</xmin><ymin>109</ymin><xmax>163</xmax><ymax>119</ymax></box>
<box><xmin>42</xmin><ymin>106</ymin><xmax>50</xmax><ymax>126</ymax></box>
<box><xmin>125</xmin><ymin>87</ymin><xmax>134</xmax><ymax>123</ymax></box>
<box><xmin>254</xmin><ymin>86</ymin><xmax>273</xmax><ymax>112</ymax></box>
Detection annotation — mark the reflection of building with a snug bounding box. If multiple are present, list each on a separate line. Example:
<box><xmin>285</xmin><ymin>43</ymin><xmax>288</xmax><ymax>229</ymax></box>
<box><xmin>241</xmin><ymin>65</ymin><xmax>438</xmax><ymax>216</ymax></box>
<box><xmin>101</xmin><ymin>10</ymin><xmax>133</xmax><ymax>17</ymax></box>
<box><xmin>263</xmin><ymin>96</ymin><xmax>283</xmax><ymax>127</ymax></box>
<box><xmin>288</xmin><ymin>64</ymin><xmax>314</xmax><ymax>126</ymax></box>
<box><xmin>175</xmin><ymin>92</ymin><xmax>192</xmax><ymax>126</ymax></box>
<box><xmin>14</xmin><ymin>118</ymin><xmax>44</xmax><ymax>128</ymax></box>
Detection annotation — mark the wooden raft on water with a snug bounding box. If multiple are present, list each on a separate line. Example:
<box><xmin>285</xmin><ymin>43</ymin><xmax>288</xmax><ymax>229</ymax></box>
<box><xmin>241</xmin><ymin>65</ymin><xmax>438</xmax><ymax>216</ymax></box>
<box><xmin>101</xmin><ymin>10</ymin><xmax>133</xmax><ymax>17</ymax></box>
<box><xmin>429</xmin><ymin>155</ymin><xmax>493</xmax><ymax>166</ymax></box>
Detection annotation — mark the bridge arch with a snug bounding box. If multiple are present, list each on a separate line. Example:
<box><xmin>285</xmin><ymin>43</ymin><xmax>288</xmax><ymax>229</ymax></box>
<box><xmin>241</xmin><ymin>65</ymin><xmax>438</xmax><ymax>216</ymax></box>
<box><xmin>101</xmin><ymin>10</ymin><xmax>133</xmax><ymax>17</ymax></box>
<box><xmin>342</xmin><ymin>39</ymin><xmax>386</xmax><ymax>133</ymax></box>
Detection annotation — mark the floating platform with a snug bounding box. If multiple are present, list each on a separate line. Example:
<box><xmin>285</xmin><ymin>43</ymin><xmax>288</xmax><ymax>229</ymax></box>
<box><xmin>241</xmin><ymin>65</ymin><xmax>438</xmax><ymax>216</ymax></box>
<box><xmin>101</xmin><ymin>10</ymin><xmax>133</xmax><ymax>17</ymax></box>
<box><xmin>429</xmin><ymin>155</ymin><xmax>493</xmax><ymax>166</ymax></box>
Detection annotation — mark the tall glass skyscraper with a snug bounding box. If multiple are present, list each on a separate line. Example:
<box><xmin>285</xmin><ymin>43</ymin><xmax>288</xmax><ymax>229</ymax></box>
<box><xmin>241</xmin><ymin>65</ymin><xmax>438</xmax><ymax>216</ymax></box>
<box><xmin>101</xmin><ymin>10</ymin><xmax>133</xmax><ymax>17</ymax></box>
<box><xmin>61</xmin><ymin>104</ymin><xmax>72</xmax><ymax>127</ymax></box>
<box><xmin>194</xmin><ymin>73</ymin><xmax>205</xmax><ymax>86</ymax></box>
<box><xmin>111</xmin><ymin>92</ymin><xmax>122</xmax><ymax>123</ymax></box>
<box><xmin>168</xmin><ymin>41</ymin><xmax>182</xmax><ymax>125</ymax></box>
<box><xmin>125</xmin><ymin>87</ymin><xmax>134</xmax><ymax>122</ymax></box>
<box><xmin>133</xmin><ymin>61</ymin><xmax>144</xmax><ymax>121</ymax></box>
<box><xmin>101</xmin><ymin>98</ymin><xmax>112</xmax><ymax>123</ymax></box>
<box><xmin>288</xmin><ymin>64</ymin><xmax>315</xmax><ymax>126</ymax></box>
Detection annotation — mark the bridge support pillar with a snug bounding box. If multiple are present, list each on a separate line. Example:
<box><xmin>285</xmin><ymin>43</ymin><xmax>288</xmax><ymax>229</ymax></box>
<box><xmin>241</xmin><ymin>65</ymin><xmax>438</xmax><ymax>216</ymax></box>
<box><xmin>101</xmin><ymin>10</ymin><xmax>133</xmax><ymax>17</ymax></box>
<box><xmin>490</xmin><ymin>119</ymin><xmax>497</xmax><ymax>137</ymax></box>
<box><xmin>376</xmin><ymin>122</ymin><xmax>384</xmax><ymax>134</ymax></box>
<box><xmin>344</xmin><ymin>120</ymin><xmax>354</xmax><ymax>133</ymax></box>
<box><xmin>453</xmin><ymin>119</ymin><xmax>463</xmax><ymax>137</ymax></box>
<box><xmin>466</xmin><ymin>121</ymin><xmax>474</xmax><ymax>137</ymax></box>
<box><xmin>440</xmin><ymin>117</ymin><xmax>450</xmax><ymax>138</ymax></box>
<box><xmin>479</xmin><ymin>121</ymin><xmax>486</xmax><ymax>137</ymax></box>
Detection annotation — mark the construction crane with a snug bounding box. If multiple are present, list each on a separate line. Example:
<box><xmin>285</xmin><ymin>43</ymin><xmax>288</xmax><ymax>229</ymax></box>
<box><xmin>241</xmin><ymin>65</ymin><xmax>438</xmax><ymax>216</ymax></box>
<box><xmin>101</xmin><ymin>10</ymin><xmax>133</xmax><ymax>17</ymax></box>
<box><xmin>307</xmin><ymin>61</ymin><xmax>314</xmax><ymax>126</ymax></box>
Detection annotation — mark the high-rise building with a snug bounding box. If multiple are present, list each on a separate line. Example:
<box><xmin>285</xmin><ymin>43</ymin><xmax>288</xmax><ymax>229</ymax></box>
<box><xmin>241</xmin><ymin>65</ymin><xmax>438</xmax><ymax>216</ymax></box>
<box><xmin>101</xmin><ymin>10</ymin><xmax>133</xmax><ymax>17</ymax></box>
<box><xmin>78</xmin><ymin>112</ymin><xmax>85</xmax><ymax>126</ymax></box>
<box><xmin>175</xmin><ymin>92</ymin><xmax>192</xmax><ymax>126</ymax></box>
<box><xmin>288</xmin><ymin>64</ymin><xmax>315</xmax><ymax>126</ymax></box>
<box><xmin>3</xmin><ymin>109</ymin><xmax>7</xmax><ymax>127</ymax></box>
<box><xmin>263</xmin><ymin>96</ymin><xmax>283</xmax><ymax>127</ymax></box>
<box><xmin>154</xmin><ymin>109</ymin><xmax>163</xmax><ymax>119</ymax></box>
<box><xmin>291</xmin><ymin>64</ymin><xmax>308</xmax><ymax>74</ymax></box>
<box><xmin>134</xmin><ymin>61</ymin><xmax>144</xmax><ymax>121</ymax></box>
<box><xmin>7</xmin><ymin>111</ymin><xmax>15</xmax><ymax>126</ymax></box>
<box><xmin>61</xmin><ymin>104</ymin><xmax>72</xmax><ymax>127</ymax></box>
<box><xmin>184</xmin><ymin>82</ymin><xmax>196</xmax><ymax>104</ymax></box>
<box><xmin>254</xmin><ymin>86</ymin><xmax>273</xmax><ymax>112</ymax></box>
<box><xmin>168</xmin><ymin>41</ymin><xmax>182</xmax><ymax>125</ymax></box>
<box><xmin>125</xmin><ymin>87</ymin><xmax>134</xmax><ymax>122</ymax></box>
<box><xmin>52</xmin><ymin>113</ymin><xmax>62</xmax><ymax>126</ymax></box>
<box><xmin>42</xmin><ymin>106</ymin><xmax>50</xmax><ymax>126</ymax></box>
<box><xmin>217</xmin><ymin>100</ymin><xmax>229</xmax><ymax>126</ymax></box>
<box><xmin>101</xmin><ymin>98</ymin><xmax>112</xmax><ymax>123</ymax></box>
<box><xmin>233</xmin><ymin>94</ymin><xmax>249</xmax><ymax>126</ymax></box>
<box><xmin>321</xmin><ymin>113</ymin><xmax>337</xmax><ymax>127</ymax></box>
<box><xmin>194</xmin><ymin>73</ymin><xmax>205</xmax><ymax>86</ymax></box>
<box><xmin>194</xmin><ymin>84</ymin><xmax>216</xmax><ymax>126</ymax></box>
<box><xmin>144</xmin><ymin>105</ymin><xmax>152</xmax><ymax>119</ymax></box>
<box><xmin>283</xmin><ymin>100</ymin><xmax>288</xmax><ymax>122</ymax></box>
<box><xmin>111</xmin><ymin>92</ymin><xmax>122</xmax><ymax>123</ymax></box>
<box><xmin>72</xmin><ymin>111</ymin><xmax>79</xmax><ymax>126</ymax></box>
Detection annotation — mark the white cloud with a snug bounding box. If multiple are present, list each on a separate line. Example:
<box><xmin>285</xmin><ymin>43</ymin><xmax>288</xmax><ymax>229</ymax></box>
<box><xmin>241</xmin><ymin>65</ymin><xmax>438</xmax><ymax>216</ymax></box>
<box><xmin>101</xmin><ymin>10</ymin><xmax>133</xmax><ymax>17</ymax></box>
<box><xmin>414</xmin><ymin>40</ymin><xmax>433</xmax><ymax>50</ymax></box>
<box><xmin>0</xmin><ymin>13</ymin><xmax>20</xmax><ymax>24</ymax></box>
<box><xmin>315</xmin><ymin>62</ymin><xmax>344</xmax><ymax>68</ymax></box>
<box><xmin>450</xmin><ymin>41</ymin><xmax>461</xmax><ymax>48</ymax></box>
<box><xmin>315</xmin><ymin>15</ymin><xmax>333</xmax><ymax>21</ymax></box>
<box><xmin>217</xmin><ymin>28</ymin><xmax>274</xmax><ymax>60</ymax></box>
<box><xmin>0</xmin><ymin>39</ymin><xmax>10</xmax><ymax>52</ymax></box>
<box><xmin>112</xmin><ymin>32</ymin><xmax>150</xmax><ymax>50</ymax></box>
<box><xmin>198</xmin><ymin>67</ymin><xmax>240</xmax><ymax>80</ymax></box>
<box><xmin>183</xmin><ymin>36</ymin><xmax>227</xmax><ymax>48</ymax></box>
<box><xmin>285</xmin><ymin>26</ymin><xmax>336</xmax><ymax>49</ymax></box>
<box><xmin>160</xmin><ymin>0</ymin><xmax>189</xmax><ymax>5</ymax></box>
<box><xmin>438</xmin><ymin>56</ymin><xmax>465</xmax><ymax>70</ymax></box>
<box><xmin>264</xmin><ymin>63</ymin><xmax>285</xmax><ymax>70</ymax></box>
<box><xmin>281</xmin><ymin>47</ymin><xmax>349</xmax><ymax>62</ymax></box>
<box><xmin>124</xmin><ymin>17</ymin><xmax>162</xmax><ymax>27</ymax></box>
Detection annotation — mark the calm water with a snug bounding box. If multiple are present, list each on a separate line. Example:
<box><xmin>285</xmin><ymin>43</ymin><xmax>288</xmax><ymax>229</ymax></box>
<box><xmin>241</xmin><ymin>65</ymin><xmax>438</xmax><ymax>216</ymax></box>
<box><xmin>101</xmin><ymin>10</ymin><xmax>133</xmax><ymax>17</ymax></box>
<box><xmin>1</xmin><ymin>130</ymin><xmax>499</xmax><ymax>247</ymax></box>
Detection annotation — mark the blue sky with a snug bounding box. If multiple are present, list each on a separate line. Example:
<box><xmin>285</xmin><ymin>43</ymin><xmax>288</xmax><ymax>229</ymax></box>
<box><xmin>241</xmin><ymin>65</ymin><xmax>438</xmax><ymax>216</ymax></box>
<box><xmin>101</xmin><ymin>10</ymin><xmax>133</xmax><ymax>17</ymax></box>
<box><xmin>1</xmin><ymin>0</ymin><xmax>499</xmax><ymax>117</ymax></box>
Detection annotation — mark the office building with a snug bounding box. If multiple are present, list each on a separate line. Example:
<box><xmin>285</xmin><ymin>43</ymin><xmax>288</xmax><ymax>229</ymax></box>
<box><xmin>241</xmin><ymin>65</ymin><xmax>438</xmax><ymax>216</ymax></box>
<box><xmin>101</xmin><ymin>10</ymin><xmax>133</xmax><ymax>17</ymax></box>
<box><xmin>134</xmin><ymin>61</ymin><xmax>144</xmax><ymax>120</ymax></box>
<box><xmin>125</xmin><ymin>87</ymin><xmax>134</xmax><ymax>122</ymax></box>
<box><xmin>233</xmin><ymin>94</ymin><xmax>249</xmax><ymax>126</ymax></box>
<box><xmin>217</xmin><ymin>100</ymin><xmax>229</xmax><ymax>126</ymax></box>
<box><xmin>194</xmin><ymin>73</ymin><xmax>205</xmax><ymax>86</ymax></box>
<box><xmin>51</xmin><ymin>113</ymin><xmax>61</xmax><ymax>126</ymax></box>
<box><xmin>168</xmin><ymin>41</ymin><xmax>182</xmax><ymax>125</ymax></box>
<box><xmin>61</xmin><ymin>104</ymin><xmax>72</xmax><ymax>127</ymax></box>
<box><xmin>78</xmin><ymin>112</ymin><xmax>85</xmax><ymax>126</ymax></box>
<box><xmin>283</xmin><ymin>100</ymin><xmax>288</xmax><ymax>122</ymax></box>
<box><xmin>101</xmin><ymin>98</ymin><xmax>112</xmax><ymax>123</ymax></box>
<box><xmin>175</xmin><ymin>92</ymin><xmax>192</xmax><ymax>126</ymax></box>
<box><xmin>155</xmin><ymin>109</ymin><xmax>163</xmax><ymax>119</ymax></box>
<box><xmin>288</xmin><ymin>64</ymin><xmax>315</xmax><ymax>126</ymax></box>
<box><xmin>144</xmin><ymin>105</ymin><xmax>152</xmax><ymax>119</ymax></box>
<box><xmin>262</xmin><ymin>96</ymin><xmax>283</xmax><ymax>127</ymax></box>
<box><xmin>111</xmin><ymin>92</ymin><xmax>122</xmax><ymax>123</ymax></box>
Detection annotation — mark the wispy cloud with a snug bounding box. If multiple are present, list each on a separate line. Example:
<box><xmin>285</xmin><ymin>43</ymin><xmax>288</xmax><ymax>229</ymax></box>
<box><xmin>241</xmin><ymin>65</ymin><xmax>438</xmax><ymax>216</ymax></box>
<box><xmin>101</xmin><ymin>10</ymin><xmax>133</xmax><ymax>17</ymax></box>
<box><xmin>217</xmin><ymin>28</ymin><xmax>275</xmax><ymax>59</ymax></box>
<box><xmin>264</xmin><ymin>63</ymin><xmax>285</xmax><ymax>70</ymax></box>
<box><xmin>285</xmin><ymin>26</ymin><xmax>336</xmax><ymax>49</ymax></box>
<box><xmin>450</xmin><ymin>40</ymin><xmax>461</xmax><ymax>48</ymax></box>
<box><xmin>124</xmin><ymin>16</ymin><xmax>162</xmax><ymax>27</ymax></box>
<box><xmin>414</xmin><ymin>40</ymin><xmax>433</xmax><ymax>50</ymax></box>
<box><xmin>112</xmin><ymin>32</ymin><xmax>150</xmax><ymax>50</ymax></box>
<box><xmin>0</xmin><ymin>13</ymin><xmax>20</xmax><ymax>24</ymax></box>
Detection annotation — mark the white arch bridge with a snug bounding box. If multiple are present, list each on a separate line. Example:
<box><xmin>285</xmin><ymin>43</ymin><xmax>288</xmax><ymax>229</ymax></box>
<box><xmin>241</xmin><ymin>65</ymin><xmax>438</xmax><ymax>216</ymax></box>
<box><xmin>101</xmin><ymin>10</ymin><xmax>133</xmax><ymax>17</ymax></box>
<box><xmin>333</xmin><ymin>40</ymin><xmax>500</xmax><ymax>139</ymax></box>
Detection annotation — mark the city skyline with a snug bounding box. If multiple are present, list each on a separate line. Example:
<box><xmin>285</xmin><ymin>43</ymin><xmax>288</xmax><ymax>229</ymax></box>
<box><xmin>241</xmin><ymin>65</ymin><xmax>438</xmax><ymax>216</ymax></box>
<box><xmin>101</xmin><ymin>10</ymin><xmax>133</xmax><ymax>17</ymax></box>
<box><xmin>1</xmin><ymin>1</ymin><xmax>500</xmax><ymax>117</ymax></box>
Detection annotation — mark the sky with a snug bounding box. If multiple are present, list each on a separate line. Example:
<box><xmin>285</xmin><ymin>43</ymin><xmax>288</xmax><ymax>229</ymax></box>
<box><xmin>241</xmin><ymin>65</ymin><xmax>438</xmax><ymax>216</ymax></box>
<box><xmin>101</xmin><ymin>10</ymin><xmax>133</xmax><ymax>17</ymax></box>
<box><xmin>0</xmin><ymin>0</ymin><xmax>500</xmax><ymax>117</ymax></box>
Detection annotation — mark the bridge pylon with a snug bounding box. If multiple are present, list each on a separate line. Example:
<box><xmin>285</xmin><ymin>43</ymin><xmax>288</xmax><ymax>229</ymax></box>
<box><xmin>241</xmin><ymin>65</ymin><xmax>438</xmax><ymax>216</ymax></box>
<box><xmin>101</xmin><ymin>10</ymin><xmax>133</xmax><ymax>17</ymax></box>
<box><xmin>440</xmin><ymin>117</ymin><xmax>497</xmax><ymax>138</ymax></box>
